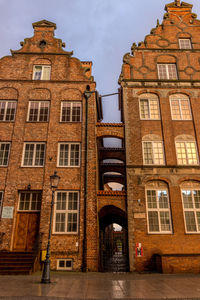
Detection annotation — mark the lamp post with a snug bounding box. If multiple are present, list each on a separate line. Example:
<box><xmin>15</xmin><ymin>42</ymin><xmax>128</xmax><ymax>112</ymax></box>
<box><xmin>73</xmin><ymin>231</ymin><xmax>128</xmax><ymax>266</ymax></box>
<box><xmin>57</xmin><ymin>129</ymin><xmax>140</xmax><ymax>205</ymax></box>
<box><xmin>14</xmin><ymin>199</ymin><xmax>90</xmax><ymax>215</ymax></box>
<box><xmin>41</xmin><ymin>171</ymin><xmax>60</xmax><ymax>284</ymax></box>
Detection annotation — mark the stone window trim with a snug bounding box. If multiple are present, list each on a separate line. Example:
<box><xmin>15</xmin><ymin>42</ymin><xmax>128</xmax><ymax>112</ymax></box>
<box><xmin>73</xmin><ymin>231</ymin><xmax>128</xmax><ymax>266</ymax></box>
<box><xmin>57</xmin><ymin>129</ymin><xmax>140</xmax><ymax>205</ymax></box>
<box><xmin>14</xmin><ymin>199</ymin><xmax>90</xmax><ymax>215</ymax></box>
<box><xmin>170</xmin><ymin>94</ymin><xmax>192</xmax><ymax>121</ymax></box>
<box><xmin>175</xmin><ymin>140</ymin><xmax>199</xmax><ymax>166</ymax></box>
<box><xmin>142</xmin><ymin>140</ymin><xmax>165</xmax><ymax>166</ymax></box>
<box><xmin>27</xmin><ymin>101</ymin><xmax>50</xmax><ymax>122</ymax></box>
<box><xmin>0</xmin><ymin>100</ymin><xmax>17</xmax><ymax>122</ymax></box>
<box><xmin>53</xmin><ymin>191</ymin><xmax>79</xmax><ymax>234</ymax></box>
<box><xmin>181</xmin><ymin>187</ymin><xmax>200</xmax><ymax>233</ymax></box>
<box><xmin>57</xmin><ymin>143</ymin><xmax>80</xmax><ymax>167</ymax></box>
<box><xmin>157</xmin><ymin>63</ymin><xmax>178</xmax><ymax>80</ymax></box>
<box><xmin>57</xmin><ymin>259</ymin><xmax>73</xmax><ymax>270</ymax></box>
<box><xmin>32</xmin><ymin>65</ymin><xmax>51</xmax><ymax>80</ymax></box>
<box><xmin>139</xmin><ymin>94</ymin><xmax>160</xmax><ymax>120</ymax></box>
<box><xmin>0</xmin><ymin>142</ymin><xmax>11</xmax><ymax>167</ymax></box>
<box><xmin>22</xmin><ymin>142</ymin><xmax>46</xmax><ymax>167</ymax></box>
<box><xmin>179</xmin><ymin>38</ymin><xmax>192</xmax><ymax>49</ymax></box>
<box><xmin>18</xmin><ymin>191</ymin><xmax>42</xmax><ymax>212</ymax></box>
<box><xmin>145</xmin><ymin>186</ymin><xmax>172</xmax><ymax>234</ymax></box>
<box><xmin>60</xmin><ymin>101</ymin><xmax>82</xmax><ymax>123</ymax></box>
<box><xmin>0</xmin><ymin>191</ymin><xmax>3</xmax><ymax>216</ymax></box>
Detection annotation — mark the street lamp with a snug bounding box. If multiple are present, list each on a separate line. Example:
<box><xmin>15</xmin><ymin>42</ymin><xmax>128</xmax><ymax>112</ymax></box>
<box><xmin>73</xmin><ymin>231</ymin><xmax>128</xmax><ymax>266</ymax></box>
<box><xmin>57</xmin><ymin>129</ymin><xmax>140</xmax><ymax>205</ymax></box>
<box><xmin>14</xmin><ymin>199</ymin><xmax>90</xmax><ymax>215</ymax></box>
<box><xmin>41</xmin><ymin>171</ymin><xmax>60</xmax><ymax>284</ymax></box>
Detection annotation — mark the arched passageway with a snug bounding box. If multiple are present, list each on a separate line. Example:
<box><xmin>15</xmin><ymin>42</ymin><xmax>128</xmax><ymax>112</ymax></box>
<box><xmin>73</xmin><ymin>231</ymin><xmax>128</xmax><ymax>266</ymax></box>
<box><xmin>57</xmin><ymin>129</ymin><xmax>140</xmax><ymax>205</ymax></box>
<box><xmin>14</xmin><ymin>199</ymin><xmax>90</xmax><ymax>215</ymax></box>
<box><xmin>99</xmin><ymin>205</ymin><xmax>129</xmax><ymax>272</ymax></box>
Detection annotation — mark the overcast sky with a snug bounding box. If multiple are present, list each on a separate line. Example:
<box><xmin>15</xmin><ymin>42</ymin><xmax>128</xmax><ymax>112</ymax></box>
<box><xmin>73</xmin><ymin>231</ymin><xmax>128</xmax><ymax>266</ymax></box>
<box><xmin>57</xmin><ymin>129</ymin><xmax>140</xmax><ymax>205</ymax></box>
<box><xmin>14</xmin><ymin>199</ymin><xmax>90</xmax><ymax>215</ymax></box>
<box><xmin>0</xmin><ymin>0</ymin><xmax>200</xmax><ymax>122</ymax></box>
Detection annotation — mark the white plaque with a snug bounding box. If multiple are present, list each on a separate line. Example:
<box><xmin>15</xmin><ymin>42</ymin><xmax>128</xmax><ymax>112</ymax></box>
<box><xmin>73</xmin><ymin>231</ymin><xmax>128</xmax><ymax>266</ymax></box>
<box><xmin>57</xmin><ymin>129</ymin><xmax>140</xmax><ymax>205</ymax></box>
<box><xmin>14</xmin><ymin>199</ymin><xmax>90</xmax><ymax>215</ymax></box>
<box><xmin>1</xmin><ymin>207</ymin><xmax>14</xmax><ymax>219</ymax></box>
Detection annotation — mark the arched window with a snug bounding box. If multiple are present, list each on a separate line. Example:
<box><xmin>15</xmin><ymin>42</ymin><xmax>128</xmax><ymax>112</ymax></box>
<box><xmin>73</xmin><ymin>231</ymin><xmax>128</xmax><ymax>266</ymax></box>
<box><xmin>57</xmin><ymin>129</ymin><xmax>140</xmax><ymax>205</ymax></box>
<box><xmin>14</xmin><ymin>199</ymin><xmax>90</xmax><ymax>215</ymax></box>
<box><xmin>175</xmin><ymin>135</ymin><xmax>198</xmax><ymax>165</ymax></box>
<box><xmin>170</xmin><ymin>94</ymin><xmax>192</xmax><ymax>120</ymax></box>
<box><xmin>146</xmin><ymin>181</ymin><xmax>172</xmax><ymax>233</ymax></box>
<box><xmin>181</xmin><ymin>181</ymin><xmax>200</xmax><ymax>233</ymax></box>
<box><xmin>139</xmin><ymin>94</ymin><xmax>160</xmax><ymax>120</ymax></box>
<box><xmin>142</xmin><ymin>134</ymin><xmax>165</xmax><ymax>165</ymax></box>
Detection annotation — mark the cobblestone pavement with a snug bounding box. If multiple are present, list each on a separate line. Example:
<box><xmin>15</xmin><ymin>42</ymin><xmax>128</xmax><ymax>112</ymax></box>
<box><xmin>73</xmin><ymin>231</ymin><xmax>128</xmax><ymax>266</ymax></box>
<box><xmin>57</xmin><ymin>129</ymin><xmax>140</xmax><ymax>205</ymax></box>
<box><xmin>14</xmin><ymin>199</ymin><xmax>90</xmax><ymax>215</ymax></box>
<box><xmin>0</xmin><ymin>272</ymin><xmax>200</xmax><ymax>299</ymax></box>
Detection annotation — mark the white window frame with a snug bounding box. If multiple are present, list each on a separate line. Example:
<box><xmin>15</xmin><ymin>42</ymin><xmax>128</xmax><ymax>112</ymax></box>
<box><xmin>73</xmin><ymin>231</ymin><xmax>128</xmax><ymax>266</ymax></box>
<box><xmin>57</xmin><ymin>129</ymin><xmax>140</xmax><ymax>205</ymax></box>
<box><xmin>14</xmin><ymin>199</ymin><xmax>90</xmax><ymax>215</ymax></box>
<box><xmin>142</xmin><ymin>141</ymin><xmax>165</xmax><ymax>165</ymax></box>
<box><xmin>27</xmin><ymin>101</ymin><xmax>50</xmax><ymax>122</ymax></box>
<box><xmin>53</xmin><ymin>191</ymin><xmax>79</xmax><ymax>234</ymax></box>
<box><xmin>0</xmin><ymin>142</ymin><xmax>11</xmax><ymax>167</ymax></box>
<box><xmin>60</xmin><ymin>101</ymin><xmax>82</xmax><ymax>122</ymax></box>
<box><xmin>170</xmin><ymin>94</ymin><xmax>192</xmax><ymax>120</ymax></box>
<box><xmin>57</xmin><ymin>259</ymin><xmax>73</xmax><ymax>270</ymax></box>
<box><xmin>22</xmin><ymin>142</ymin><xmax>46</xmax><ymax>167</ymax></box>
<box><xmin>18</xmin><ymin>191</ymin><xmax>42</xmax><ymax>212</ymax></box>
<box><xmin>32</xmin><ymin>65</ymin><xmax>51</xmax><ymax>80</ymax></box>
<box><xmin>0</xmin><ymin>101</ymin><xmax>17</xmax><ymax>122</ymax></box>
<box><xmin>139</xmin><ymin>95</ymin><xmax>160</xmax><ymax>120</ymax></box>
<box><xmin>182</xmin><ymin>189</ymin><xmax>200</xmax><ymax>233</ymax></box>
<box><xmin>0</xmin><ymin>191</ymin><xmax>3</xmax><ymax>216</ymax></box>
<box><xmin>179</xmin><ymin>39</ymin><xmax>192</xmax><ymax>49</ymax></box>
<box><xmin>146</xmin><ymin>188</ymin><xmax>172</xmax><ymax>234</ymax></box>
<box><xmin>57</xmin><ymin>143</ymin><xmax>80</xmax><ymax>167</ymax></box>
<box><xmin>175</xmin><ymin>141</ymin><xmax>198</xmax><ymax>165</ymax></box>
<box><xmin>157</xmin><ymin>64</ymin><xmax>178</xmax><ymax>80</ymax></box>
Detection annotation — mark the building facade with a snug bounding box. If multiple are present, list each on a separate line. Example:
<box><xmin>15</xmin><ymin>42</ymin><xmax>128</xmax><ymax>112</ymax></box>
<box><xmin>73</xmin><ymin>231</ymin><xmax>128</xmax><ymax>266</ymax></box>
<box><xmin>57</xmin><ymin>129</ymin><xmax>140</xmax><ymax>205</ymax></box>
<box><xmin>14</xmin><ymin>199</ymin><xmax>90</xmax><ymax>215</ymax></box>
<box><xmin>1</xmin><ymin>0</ymin><xmax>200</xmax><ymax>274</ymax></box>
<box><xmin>120</xmin><ymin>0</ymin><xmax>200</xmax><ymax>273</ymax></box>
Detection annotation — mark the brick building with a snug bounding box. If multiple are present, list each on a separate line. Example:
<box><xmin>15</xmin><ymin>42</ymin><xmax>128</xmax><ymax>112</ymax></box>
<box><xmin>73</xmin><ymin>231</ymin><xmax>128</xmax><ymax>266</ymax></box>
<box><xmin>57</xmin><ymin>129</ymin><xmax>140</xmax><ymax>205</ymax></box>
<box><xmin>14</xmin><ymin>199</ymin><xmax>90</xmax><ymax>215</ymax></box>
<box><xmin>1</xmin><ymin>0</ymin><xmax>200</xmax><ymax>274</ymax></box>
<box><xmin>120</xmin><ymin>0</ymin><xmax>200</xmax><ymax>273</ymax></box>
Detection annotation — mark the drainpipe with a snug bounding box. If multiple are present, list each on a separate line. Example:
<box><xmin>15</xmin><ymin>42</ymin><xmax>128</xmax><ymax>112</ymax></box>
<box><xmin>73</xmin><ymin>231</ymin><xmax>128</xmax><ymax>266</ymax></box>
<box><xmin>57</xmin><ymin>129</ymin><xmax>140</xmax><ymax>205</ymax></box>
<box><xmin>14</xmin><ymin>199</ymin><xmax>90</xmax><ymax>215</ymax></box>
<box><xmin>82</xmin><ymin>85</ymin><xmax>92</xmax><ymax>272</ymax></box>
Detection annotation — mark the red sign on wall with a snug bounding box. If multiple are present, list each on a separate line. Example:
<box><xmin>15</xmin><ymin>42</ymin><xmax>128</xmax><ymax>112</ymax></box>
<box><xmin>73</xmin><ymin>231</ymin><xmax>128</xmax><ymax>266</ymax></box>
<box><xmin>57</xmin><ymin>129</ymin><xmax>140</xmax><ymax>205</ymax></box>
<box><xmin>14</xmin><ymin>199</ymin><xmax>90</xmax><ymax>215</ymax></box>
<box><xmin>135</xmin><ymin>243</ymin><xmax>143</xmax><ymax>257</ymax></box>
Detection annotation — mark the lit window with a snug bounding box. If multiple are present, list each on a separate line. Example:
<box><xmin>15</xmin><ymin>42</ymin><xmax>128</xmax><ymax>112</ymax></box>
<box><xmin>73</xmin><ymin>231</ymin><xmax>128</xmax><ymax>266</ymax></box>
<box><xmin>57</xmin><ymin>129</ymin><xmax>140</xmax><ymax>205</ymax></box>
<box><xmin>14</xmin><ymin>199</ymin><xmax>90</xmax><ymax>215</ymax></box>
<box><xmin>157</xmin><ymin>64</ymin><xmax>178</xmax><ymax>80</ymax></box>
<box><xmin>139</xmin><ymin>94</ymin><xmax>160</xmax><ymax>120</ymax></box>
<box><xmin>0</xmin><ymin>143</ymin><xmax>10</xmax><ymax>166</ymax></box>
<box><xmin>22</xmin><ymin>143</ymin><xmax>45</xmax><ymax>166</ymax></box>
<box><xmin>179</xmin><ymin>39</ymin><xmax>192</xmax><ymax>49</ymax></box>
<box><xmin>176</xmin><ymin>141</ymin><xmax>198</xmax><ymax>165</ymax></box>
<box><xmin>170</xmin><ymin>94</ymin><xmax>192</xmax><ymax>120</ymax></box>
<box><xmin>143</xmin><ymin>141</ymin><xmax>165</xmax><ymax>165</ymax></box>
<box><xmin>61</xmin><ymin>102</ymin><xmax>81</xmax><ymax>122</ymax></box>
<box><xmin>54</xmin><ymin>191</ymin><xmax>79</xmax><ymax>233</ymax></box>
<box><xmin>33</xmin><ymin>65</ymin><xmax>51</xmax><ymax>80</ymax></box>
<box><xmin>182</xmin><ymin>189</ymin><xmax>200</xmax><ymax>232</ymax></box>
<box><xmin>146</xmin><ymin>189</ymin><xmax>172</xmax><ymax>233</ymax></box>
<box><xmin>0</xmin><ymin>101</ymin><xmax>17</xmax><ymax>121</ymax></box>
<box><xmin>18</xmin><ymin>191</ymin><xmax>42</xmax><ymax>211</ymax></box>
<box><xmin>27</xmin><ymin>101</ymin><xmax>49</xmax><ymax>122</ymax></box>
<box><xmin>58</xmin><ymin>143</ymin><xmax>80</xmax><ymax>167</ymax></box>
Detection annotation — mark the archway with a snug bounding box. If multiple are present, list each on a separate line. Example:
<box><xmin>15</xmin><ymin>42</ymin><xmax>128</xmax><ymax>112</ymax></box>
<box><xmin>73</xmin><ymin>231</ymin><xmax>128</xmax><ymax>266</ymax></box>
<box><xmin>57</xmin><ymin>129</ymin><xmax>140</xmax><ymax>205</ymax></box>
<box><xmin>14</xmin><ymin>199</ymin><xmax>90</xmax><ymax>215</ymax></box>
<box><xmin>99</xmin><ymin>205</ymin><xmax>129</xmax><ymax>272</ymax></box>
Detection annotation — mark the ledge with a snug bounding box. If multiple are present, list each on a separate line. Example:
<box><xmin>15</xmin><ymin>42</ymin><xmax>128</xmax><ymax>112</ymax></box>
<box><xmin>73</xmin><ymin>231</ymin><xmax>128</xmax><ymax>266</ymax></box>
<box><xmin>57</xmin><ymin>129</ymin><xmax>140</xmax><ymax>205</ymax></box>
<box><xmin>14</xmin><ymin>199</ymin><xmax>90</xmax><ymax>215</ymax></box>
<box><xmin>97</xmin><ymin>191</ymin><xmax>126</xmax><ymax>196</ymax></box>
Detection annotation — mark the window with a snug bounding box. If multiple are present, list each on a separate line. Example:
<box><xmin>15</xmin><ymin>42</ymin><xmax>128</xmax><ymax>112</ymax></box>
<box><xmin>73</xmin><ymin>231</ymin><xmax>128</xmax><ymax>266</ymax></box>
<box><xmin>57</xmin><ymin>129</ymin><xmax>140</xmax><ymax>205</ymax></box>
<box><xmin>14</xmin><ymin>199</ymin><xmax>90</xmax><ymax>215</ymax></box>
<box><xmin>58</xmin><ymin>143</ymin><xmax>80</xmax><ymax>167</ymax></box>
<box><xmin>0</xmin><ymin>191</ymin><xmax>3</xmax><ymax>215</ymax></box>
<box><xmin>170</xmin><ymin>94</ymin><xmax>192</xmax><ymax>120</ymax></box>
<box><xmin>54</xmin><ymin>191</ymin><xmax>79</xmax><ymax>233</ymax></box>
<box><xmin>146</xmin><ymin>187</ymin><xmax>172</xmax><ymax>233</ymax></box>
<box><xmin>22</xmin><ymin>143</ymin><xmax>45</xmax><ymax>166</ymax></box>
<box><xmin>157</xmin><ymin>64</ymin><xmax>178</xmax><ymax>80</ymax></box>
<box><xmin>0</xmin><ymin>101</ymin><xmax>17</xmax><ymax>121</ymax></box>
<box><xmin>139</xmin><ymin>94</ymin><xmax>160</xmax><ymax>120</ymax></box>
<box><xmin>176</xmin><ymin>141</ymin><xmax>198</xmax><ymax>165</ymax></box>
<box><xmin>143</xmin><ymin>141</ymin><xmax>165</xmax><ymax>165</ymax></box>
<box><xmin>182</xmin><ymin>189</ymin><xmax>200</xmax><ymax>233</ymax></box>
<box><xmin>179</xmin><ymin>39</ymin><xmax>192</xmax><ymax>49</ymax></box>
<box><xmin>61</xmin><ymin>102</ymin><xmax>81</xmax><ymax>122</ymax></box>
<box><xmin>27</xmin><ymin>101</ymin><xmax>49</xmax><ymax>122</ymax></box>
<box><xmin>33</xmin><ymin>65</ymin><xmax>51</xmax><ymax>80</ymax></box>
<box><xmin>57</xmin><ymin>259</ymin><xmax>73</xmax><ymax>270</ymax></box>
<box><xmin>0</xmin><ymin>143</ymin><xmax>10</xmax><ymax>166</ymax></box>
<box><xmin>18</xmin><ymin>191</ymin><xmax>42</xmax><ymax>211</ymax></box>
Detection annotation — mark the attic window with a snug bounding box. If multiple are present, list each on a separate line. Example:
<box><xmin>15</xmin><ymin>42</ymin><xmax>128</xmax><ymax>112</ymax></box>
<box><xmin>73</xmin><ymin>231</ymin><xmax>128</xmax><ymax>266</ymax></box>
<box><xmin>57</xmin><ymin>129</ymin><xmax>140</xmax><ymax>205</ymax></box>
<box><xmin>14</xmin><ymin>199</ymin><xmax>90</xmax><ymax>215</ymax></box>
<box><xmin>39</xmin><ymin>40</ymin><xmax>47</xmax><ymax>48</ymax></box>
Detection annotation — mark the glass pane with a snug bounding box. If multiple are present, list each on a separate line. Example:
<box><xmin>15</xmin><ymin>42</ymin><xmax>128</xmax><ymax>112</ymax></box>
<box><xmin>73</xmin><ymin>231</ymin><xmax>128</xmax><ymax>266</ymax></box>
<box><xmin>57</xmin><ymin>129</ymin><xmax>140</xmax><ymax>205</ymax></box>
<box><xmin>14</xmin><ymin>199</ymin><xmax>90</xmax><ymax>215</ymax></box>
<box><xmin>68</xmin><ymin>192</ymin><xmax>78</xmax><ymax>210</ymax></box>
<box><xmin>29</xmin><ymin>102</ymin><xmax>39</xmax><ymax>121</ymax></box>
<box><xmin>150</xmin><ymin>99</ymin><xmax>159</xmax><ymax>119</ymax></box>
<box><xmin>182</xmin><ymin>190</ymin><xmax>193</xmax><ymax>208</ymax></box>
<box><xmin>143</xmin><ymin>142</ymin><xmax>153</xmax><ymax>164</ymax></box>
<box><xmin>0</xmin><ymin>102</ymin><xmax>5</xmax><ymax>121</ymax></box>
<box><xmin>158</xmin><ymin>190</ymin><xmax>168</xmax><ymax>208</ymax></box>
<box><xmin>6</xmin><ymin>102</ymin><xmax>16</xmax><ymax>121</ymax></box>
<box><xmin>67</xmin><ymin>213</ymin><xmax>77</xmax><ymax>232</ymax></box>
<box><xmin>153</xmin><ymin>142</ymin><xmax>164</xmax><ymax>165</ymax></box>
<box><xmin>55</xmin><ymin>213</ymin><xmax>65</xmax><ymax>232</ymax></box>
<box><xmin>70</xmin><ymin>144</ymin><xmax>80</xmax><ymax>166</ymax></box>
<box><xmin>61</xmin><ymin>103</ymin><xmax>71</xmax><ymax>122</ymax></box>
<box><xmin>171</xmin><ymin>99</ymin><xmax>181</xmax><ymax>120</ymax></box>
<box><xmin>34</xmin><ymin>66</ymin><xmax>42</xmax><ymax>80</ymax></box>
<box><xmin>148</xmin><ymin>211</ymin><xmax>159</xmax><ymax>232</ymax></box>
<box><xmin>186</xmin><ymin>142</ymin><xmax>197</xmax><ymax>165</ymax></box>
<box><xmin>147</xmin><ymin>190</ymin><xmax>157</xmax><ymax>208</ymax></box>
<box><xmin>56</xmin><ymin>192</ymin><xmax>66</xmax><ymax>210</ymax></box>
<box><xmin>194</xmin><ymin>190</ymin><xmax>200</xmax><ymax>209</ymax></box>
<box><xmin>35</xmin><ymin>144</ymin><xmax>45</xmax><ymax>166</ymax></box>
<box><xmin>39</xmin><ymin>102</ymin><xmax>49</xmax><ymax>122</ymax></box>
<box><xmin>23</xmin><ymin>144</ymin><xmax>34</xmax><ymax>166</ymax></box>
<box><xmin>185</xmin><ymin>211</ymin><xmax>197</xmax><ymax>232</ymax></box>
<box><xmin>59</xmin><ymin>144</ymin><xmax>69</xmax><ymax>166</ymax></box>
<box><xmin>160</xmin><ymin>211</ymin><xmax>171</xmax><ymax>231</ymax></box>
<box><xmin>140</xmin><ymin>99</ymin><xmax>149</xmax><ymax>119</ymax></box>
<box><xmin>72</xmin><ymin>103</ymin><xmax>81</xmax><ymax>122</ymax></box>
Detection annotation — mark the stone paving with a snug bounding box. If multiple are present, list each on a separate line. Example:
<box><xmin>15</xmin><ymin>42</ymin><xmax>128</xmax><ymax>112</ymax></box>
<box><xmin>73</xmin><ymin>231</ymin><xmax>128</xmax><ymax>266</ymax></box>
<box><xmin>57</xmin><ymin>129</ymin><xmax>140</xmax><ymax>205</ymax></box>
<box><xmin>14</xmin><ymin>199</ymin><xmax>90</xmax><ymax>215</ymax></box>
<box><xmin>0</xmin><ymin>272</ymin><xmax>200</xmax><ymax>299</ymax></box>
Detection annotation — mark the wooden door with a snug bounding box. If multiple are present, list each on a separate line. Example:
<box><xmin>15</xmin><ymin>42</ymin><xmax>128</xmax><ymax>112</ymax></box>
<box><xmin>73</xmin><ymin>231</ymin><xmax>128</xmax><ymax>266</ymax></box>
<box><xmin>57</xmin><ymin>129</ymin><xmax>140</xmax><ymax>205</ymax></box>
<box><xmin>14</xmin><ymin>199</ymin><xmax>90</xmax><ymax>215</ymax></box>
<box><xmin>13</xmin><ymin>212</ymin><xmax>40</xmax><ymax>251</ymax></box>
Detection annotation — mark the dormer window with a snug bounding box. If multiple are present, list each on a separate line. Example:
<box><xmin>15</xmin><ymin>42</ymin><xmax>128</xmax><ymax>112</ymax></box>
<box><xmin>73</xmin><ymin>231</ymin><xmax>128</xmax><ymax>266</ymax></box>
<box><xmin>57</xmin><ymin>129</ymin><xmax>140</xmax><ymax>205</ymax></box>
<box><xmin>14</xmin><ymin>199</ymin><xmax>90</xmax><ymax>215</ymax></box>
<box><xmin>33</xmin><ymin>65</ymin><xmax>51</xmax><ymax>80</ymax></box>
<box><xmin>179</xmin><ymin>39</ymin><xmax>192</xmax><ymax>49</ymax></box>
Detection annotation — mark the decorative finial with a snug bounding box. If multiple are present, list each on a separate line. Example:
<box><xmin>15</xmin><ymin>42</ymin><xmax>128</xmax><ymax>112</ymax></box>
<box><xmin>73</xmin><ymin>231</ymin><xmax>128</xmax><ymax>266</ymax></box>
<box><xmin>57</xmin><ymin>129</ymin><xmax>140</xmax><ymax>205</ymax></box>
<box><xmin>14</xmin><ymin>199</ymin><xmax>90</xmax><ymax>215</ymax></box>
<box><xmin>156</xmin><ymin>19</ymin><xmax>160</xmax><ymax>27</ymax></box>
<box><xmin>175</xmin><ymin>0</ymin><xmax>181</xmax><ymax>6</ymax></box>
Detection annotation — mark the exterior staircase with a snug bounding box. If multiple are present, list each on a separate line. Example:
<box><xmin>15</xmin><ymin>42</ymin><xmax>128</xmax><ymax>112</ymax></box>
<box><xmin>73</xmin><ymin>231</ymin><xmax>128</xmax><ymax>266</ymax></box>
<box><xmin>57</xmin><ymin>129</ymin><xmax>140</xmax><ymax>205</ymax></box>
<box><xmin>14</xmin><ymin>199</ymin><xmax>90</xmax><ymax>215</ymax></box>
<box><xmin>0</xmin><ymin>252</ymin><xmax>35</xmax><ymax>275</ymax></box>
